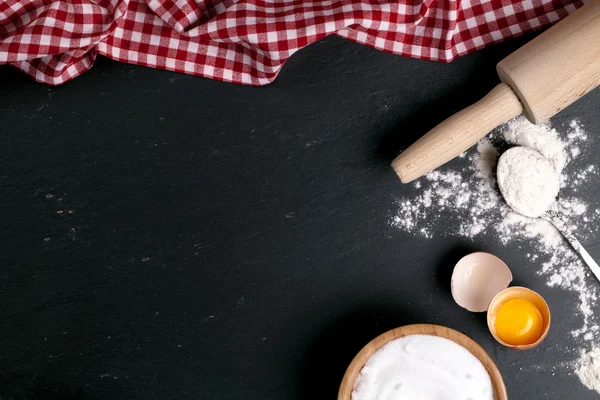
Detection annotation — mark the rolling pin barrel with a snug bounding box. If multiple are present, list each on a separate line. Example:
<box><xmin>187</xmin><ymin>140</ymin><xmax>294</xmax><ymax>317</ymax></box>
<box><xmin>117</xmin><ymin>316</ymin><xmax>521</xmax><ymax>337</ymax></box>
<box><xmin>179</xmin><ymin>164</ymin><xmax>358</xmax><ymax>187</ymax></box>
<box><xmin>392</xmin><ymin>0</ymin><xmax>600</xmax><ymax>183</ymax></box>
<box><xmin>497</xmin><ymin>0</ymin><xmax>600</xmax><ymax>123</ymax></box>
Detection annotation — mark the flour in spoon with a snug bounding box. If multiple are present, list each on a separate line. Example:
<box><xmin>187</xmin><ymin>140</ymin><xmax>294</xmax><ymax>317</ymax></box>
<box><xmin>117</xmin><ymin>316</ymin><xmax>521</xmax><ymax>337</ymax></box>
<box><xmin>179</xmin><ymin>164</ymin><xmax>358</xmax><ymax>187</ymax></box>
<box><xmin>497</xmin><ymin>146</ymin><xmax>561</xmax><ymax>218</ymax></box>
<box><xmin>389</xmin><ymin>117</ymin><xmax>600</xmax><ymax>390</ymax></box>
<box><xmin>503</xmin><ymin>117</ymin><xmax>568</xmax><ymax>173</ymax></box>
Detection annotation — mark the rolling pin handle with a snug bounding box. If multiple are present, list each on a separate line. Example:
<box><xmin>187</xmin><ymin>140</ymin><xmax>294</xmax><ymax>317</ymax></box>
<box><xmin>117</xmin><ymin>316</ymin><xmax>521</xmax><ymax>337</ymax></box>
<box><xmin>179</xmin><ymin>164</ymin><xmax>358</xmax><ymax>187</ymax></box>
<box><xmin>391</xmin><ymin>83</ymin><xmax>523</xmax><ymax>183</ymax></box>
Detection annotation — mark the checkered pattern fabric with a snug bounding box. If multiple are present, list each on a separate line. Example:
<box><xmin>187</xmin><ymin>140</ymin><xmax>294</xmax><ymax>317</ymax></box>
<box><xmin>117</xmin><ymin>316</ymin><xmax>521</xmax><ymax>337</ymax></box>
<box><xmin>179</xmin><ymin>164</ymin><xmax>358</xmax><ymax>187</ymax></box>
<box><xmin>0</xmin><ymin>0</ymin><xmax>583</xmax><ymax>86</ymax></box>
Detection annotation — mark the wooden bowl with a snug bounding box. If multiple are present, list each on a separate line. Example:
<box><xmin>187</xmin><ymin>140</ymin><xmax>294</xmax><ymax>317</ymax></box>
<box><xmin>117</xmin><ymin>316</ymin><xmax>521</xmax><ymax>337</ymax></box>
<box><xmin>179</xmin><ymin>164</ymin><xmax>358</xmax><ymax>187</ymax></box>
<box><xmin>338</xmin><ymin>324</ymin><xmax>508</xmax><ymax>400</ymax></box>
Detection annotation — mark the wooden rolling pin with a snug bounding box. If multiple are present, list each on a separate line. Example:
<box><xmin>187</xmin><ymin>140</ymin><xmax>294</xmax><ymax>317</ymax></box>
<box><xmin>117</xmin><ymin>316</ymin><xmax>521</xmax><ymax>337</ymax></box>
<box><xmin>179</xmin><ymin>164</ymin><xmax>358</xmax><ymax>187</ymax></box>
<box><xmin>392</xmin><ymin>0</ymin><xmax>600</xmax><ymax>183</ymax></box>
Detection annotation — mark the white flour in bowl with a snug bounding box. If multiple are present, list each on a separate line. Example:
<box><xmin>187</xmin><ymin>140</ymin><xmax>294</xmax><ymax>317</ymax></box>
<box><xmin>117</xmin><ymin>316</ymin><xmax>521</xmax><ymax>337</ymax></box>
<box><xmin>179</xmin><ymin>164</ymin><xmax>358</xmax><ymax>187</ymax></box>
<box><xmin>389</xmin><ymin>117</ymin><xmax>600</xmax><ymax>392</ymax></box>
<box><xmin>352</xmin><ymin>334</ymin><xmax>493</xmax><ymax>400</ymax></box>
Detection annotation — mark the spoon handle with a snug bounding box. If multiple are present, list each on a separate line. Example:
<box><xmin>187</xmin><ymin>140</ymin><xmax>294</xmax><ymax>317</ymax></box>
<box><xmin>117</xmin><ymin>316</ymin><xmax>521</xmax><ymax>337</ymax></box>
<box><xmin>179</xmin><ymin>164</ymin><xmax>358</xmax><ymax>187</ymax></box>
<box><xmin>552</xmin><ymin>222</ymin><xmax>600</xmax><ymax>283</ymax></box>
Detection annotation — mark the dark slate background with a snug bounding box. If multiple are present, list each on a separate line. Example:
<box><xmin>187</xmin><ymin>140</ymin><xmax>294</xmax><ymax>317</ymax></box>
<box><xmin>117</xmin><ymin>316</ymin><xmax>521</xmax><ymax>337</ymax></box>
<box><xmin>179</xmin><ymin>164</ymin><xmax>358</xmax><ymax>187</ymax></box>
<box><xmin>2</xmin><ymin>33</ymin><xmax>600</xmax><ymax>399</ymax></box>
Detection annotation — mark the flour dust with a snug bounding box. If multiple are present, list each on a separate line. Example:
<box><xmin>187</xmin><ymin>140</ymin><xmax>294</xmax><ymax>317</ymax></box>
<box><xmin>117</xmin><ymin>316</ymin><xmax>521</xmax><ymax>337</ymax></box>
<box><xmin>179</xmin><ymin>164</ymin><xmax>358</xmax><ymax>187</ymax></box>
<box><xmin>389</xmin><ymin>117</ymin><xmax>600</xmax><ymax>391</ymax></box>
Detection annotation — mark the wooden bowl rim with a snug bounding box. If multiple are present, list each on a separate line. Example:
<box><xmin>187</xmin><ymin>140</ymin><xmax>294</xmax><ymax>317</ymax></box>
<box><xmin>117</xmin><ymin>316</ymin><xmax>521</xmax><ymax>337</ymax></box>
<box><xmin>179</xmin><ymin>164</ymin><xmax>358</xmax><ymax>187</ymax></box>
<box><xmin>337</xmin><ymin>324</ymin><xmax>507</xmax><ymax>400</ymax></box>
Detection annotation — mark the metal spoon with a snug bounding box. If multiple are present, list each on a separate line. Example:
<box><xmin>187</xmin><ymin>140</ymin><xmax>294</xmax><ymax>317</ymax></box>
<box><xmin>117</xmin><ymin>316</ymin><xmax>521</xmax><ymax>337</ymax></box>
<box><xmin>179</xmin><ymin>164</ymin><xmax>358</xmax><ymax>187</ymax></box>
<box><xmin>497</xmin><ymin>147</ymin><xmax>600</xmax><ymax>283</ymax></box>
<box><xmin>541</xmin><ymin>210</ymin><xmax>600</xmax><ymax>282</ymax></box>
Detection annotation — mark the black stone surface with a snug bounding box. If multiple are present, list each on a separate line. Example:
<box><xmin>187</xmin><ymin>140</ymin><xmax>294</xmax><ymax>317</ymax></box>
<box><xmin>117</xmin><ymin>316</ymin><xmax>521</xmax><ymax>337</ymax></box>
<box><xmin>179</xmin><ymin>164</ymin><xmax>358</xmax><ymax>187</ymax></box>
<box><xmin>2</xmin><ymin>34</ymin><xmax>600</xmax><ymax>399</ymax></box>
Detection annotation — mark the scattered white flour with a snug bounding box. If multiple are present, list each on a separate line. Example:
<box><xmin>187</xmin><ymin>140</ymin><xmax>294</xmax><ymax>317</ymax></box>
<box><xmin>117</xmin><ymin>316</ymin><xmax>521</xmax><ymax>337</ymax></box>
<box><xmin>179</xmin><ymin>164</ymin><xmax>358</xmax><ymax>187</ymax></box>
<box><xmin>352</xmin><ymin>335</ymin><xmax>493</xmax><ymax>400</ymax></box>
<box><xmin>577</xmin><ymin>348</ymin><xmax>600</xmax><ymax>393</ymax></box>
<box><xmin>390</xmin><ymin>117</ymin><xmax>600</xmax><ymax>391</ymax></box>
<box><xmin>497</xmin><ymin>146</ymin><xmax>560</xmax><ymax>218</ymax></box>
<box><xmin>503</xmin><ymin>118</ymin><xmax>568</xmax><ymax>173</ymax></box>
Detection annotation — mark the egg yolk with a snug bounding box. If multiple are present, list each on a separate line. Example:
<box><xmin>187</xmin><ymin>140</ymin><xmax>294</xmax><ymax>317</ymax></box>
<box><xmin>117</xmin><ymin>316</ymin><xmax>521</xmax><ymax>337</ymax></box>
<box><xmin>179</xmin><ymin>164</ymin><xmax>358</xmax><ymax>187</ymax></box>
<box><xmin>494</xmin><ymin>298</ymin><xmax>543</xmax><ymax>346</ymax></box>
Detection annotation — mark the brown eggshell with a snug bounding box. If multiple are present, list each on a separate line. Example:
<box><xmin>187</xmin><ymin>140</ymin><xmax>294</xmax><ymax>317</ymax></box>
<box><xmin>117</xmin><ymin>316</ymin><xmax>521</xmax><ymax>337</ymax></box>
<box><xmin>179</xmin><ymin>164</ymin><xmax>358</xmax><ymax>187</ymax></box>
<box><xmin>451</xmin><ymin>252</ymin><xmax>513</xmax><ymax>312</ymax></box>
<box><xmin>487</xmin><ymin>286</ymin><xmax>551</xmax><ymax>350</ymax></box>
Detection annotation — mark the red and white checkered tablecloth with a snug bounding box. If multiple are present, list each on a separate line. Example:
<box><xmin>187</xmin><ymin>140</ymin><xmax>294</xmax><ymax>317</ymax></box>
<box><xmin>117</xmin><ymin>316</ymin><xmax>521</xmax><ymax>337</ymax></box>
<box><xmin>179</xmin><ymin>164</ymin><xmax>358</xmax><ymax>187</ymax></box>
<box><xmin>0</xmin><ymin>0</ymin><xmax>583</xmax><ymax>86</ymax></box>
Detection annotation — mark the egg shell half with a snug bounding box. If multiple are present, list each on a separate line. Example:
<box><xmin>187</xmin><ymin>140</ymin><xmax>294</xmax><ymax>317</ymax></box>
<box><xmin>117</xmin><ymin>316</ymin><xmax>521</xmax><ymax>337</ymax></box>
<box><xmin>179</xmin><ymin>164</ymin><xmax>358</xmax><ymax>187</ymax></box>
<box><xmin>487</xmin><ymin>286</ymin><xmax>551</xmax><ymax>350</ymax></box>
<box><xmin>451</xmin><ymin>252</ymin><xmax>513</xmax><ymax>312</ymax></box>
